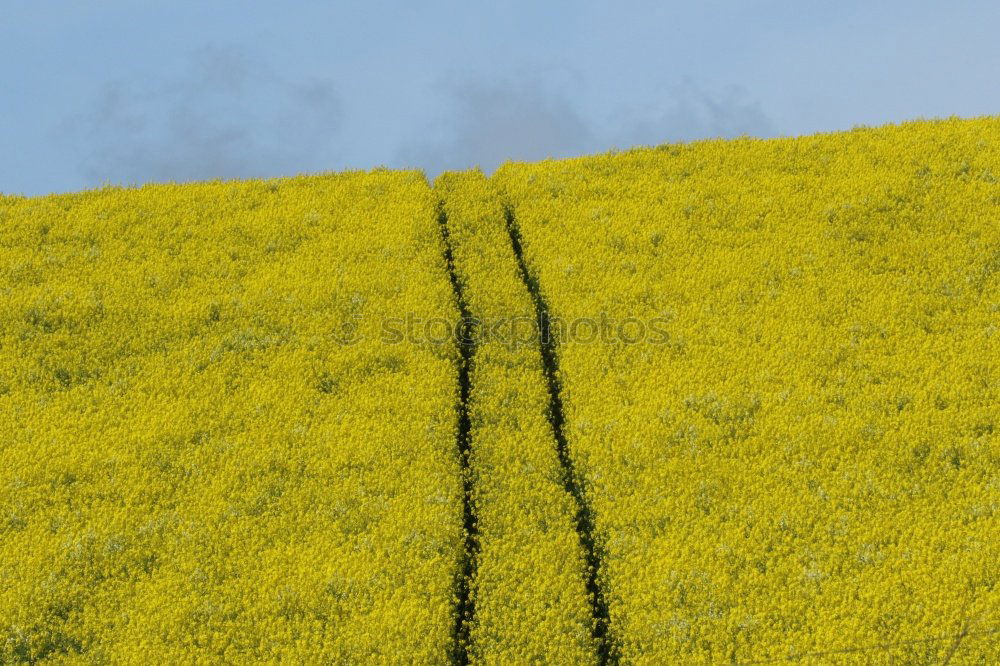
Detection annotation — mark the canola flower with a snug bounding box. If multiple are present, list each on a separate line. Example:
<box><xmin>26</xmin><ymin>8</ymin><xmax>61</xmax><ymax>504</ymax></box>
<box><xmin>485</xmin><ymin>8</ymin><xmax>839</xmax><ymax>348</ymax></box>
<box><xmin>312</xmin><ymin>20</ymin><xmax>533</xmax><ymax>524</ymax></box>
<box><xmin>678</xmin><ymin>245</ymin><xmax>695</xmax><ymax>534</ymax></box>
<box><xmin>0</xmin><ymin>117</ymin><xmax>997</xmax><ymax>664</ymax></box>
<box><xmin>0</xmin><ymin>172</ymin><xmax>464</xmax><ymax>662</ymax></box>
<box><xmin>494</xmin><ymin>116</ymin><xmax>999</xmax><ymax>663</ymax></box>
<box><xmin>436</xmin><ymin>171</ymin><xmax>596</xmax><ymax>663</ymax></box>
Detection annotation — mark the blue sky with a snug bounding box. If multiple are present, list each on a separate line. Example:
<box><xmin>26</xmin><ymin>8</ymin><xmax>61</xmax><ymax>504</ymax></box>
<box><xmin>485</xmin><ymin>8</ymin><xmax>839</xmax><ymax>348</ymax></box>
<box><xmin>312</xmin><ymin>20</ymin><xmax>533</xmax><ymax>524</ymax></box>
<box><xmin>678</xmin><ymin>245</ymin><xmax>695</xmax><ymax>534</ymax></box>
<box><xmin>2</xmin><ymin>1</ymin><xmax>998</xmax><ymax>195</ymax></box>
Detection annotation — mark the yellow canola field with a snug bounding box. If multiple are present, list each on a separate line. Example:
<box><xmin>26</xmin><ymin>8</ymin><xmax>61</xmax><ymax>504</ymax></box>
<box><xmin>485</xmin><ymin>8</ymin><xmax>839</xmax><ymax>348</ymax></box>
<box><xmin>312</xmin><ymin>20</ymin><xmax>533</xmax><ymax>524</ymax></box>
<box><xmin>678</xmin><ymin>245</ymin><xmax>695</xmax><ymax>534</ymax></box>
<box><xmin>1</xmin><ymin>116</ymin><xmax>998</xmax><ymax>664</ymax></box>
<box><xmin>495</xmin><ymin>117</ymin><xmax>1000</xmax><ymax>663</ymax></box>
<box><xmin>437</xmin><ymin>171</ymin><xmax>596</xmax><ymax>663</ymax></box>
<box><xmin>0</xmin><ymin>172</ymin><xmax>464</xmax><ymax>662</ymax></box>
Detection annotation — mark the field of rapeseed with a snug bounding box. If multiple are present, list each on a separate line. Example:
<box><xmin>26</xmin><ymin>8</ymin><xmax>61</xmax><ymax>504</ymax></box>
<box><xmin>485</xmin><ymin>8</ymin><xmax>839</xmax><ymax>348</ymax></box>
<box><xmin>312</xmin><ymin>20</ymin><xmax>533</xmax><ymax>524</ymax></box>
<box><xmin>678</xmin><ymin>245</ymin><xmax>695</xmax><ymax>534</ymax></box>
<box><xmin>496</xmin><ymin>116</ymin><xmax>999</xmax><ymax>663</ymax></box>
<box><xmin>0</xmin><ymin>172</ymin><xmax>465</xmax><ymax>661</ymax></box>
<box><xmin>1</xmin><ymin>117</ymin><xmax>997</xmax><ymax>663</ymax></box>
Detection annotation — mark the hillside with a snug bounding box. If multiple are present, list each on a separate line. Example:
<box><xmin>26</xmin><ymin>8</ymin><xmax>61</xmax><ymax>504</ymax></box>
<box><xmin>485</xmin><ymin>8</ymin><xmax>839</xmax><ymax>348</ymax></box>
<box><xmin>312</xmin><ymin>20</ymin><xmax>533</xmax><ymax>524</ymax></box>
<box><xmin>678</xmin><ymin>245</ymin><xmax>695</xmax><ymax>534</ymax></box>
<box><xmin>1</xmin><ymin>117</ymin><xmax>998</xmax><ymax>663</ymax></box>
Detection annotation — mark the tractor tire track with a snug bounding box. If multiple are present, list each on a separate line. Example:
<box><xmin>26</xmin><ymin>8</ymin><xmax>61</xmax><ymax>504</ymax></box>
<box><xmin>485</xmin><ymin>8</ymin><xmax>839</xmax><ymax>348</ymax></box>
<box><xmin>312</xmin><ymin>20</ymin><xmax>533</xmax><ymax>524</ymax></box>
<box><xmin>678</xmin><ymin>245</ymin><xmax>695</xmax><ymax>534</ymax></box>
<box><xmin>503</xmin><ymin>202</ymin><xmax>618</xmax><ymax>664</ymax></box>
<box><xmin>438</xmin><ymin>202</ymin><xmax>479</xmax><ymax>666</ymax></box>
